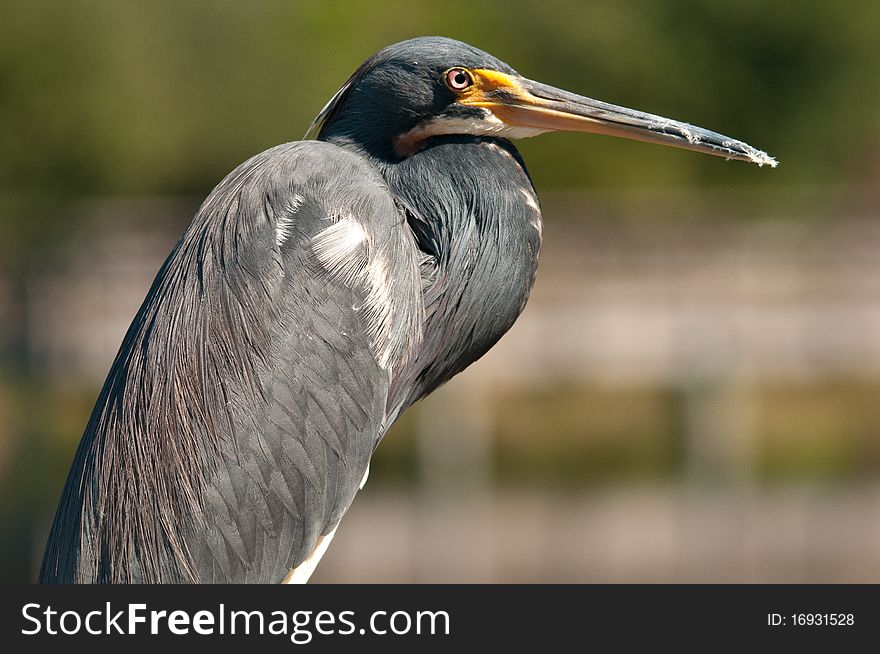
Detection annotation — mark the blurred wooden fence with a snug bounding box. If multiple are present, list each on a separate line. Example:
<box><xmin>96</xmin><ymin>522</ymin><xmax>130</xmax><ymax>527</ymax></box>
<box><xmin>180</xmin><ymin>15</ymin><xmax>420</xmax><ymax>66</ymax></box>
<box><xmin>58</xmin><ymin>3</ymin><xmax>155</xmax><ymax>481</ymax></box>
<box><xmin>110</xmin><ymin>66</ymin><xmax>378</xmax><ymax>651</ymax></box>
<box><xmin>8</xmin><ymin>189</ymin><xmax>880</xmax><ymax>581</ymax></box>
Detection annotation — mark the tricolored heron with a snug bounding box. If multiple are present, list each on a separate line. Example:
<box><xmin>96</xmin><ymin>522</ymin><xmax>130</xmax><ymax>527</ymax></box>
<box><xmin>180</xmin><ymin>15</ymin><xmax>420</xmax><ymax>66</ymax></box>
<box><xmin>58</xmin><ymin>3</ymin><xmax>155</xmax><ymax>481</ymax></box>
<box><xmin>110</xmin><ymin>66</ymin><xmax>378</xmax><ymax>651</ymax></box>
<box><xmin>40</xmin><ymin>36</ymin><xmax>776</xmax><ymax>583</ymax></box>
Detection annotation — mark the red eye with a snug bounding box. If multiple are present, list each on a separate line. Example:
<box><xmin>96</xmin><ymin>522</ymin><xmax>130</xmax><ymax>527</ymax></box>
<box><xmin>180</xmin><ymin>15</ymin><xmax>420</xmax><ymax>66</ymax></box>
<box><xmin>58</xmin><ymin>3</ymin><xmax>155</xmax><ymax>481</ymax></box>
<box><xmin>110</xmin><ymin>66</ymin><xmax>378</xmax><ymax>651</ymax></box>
<box><xmin>445</xmin><ymin>68</ymin><xmax>473</xmax><ymax>91</ymax></box>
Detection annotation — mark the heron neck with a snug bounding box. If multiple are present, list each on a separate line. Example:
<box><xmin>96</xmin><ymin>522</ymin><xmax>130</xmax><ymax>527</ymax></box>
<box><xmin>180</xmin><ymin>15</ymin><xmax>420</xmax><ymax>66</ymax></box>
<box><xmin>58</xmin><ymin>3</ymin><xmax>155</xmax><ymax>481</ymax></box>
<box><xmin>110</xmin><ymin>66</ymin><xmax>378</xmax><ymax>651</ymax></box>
<box><xmin>380</xmin><ymin>136</ymin><xmax>543</xmax><ymax>417</ymax></box>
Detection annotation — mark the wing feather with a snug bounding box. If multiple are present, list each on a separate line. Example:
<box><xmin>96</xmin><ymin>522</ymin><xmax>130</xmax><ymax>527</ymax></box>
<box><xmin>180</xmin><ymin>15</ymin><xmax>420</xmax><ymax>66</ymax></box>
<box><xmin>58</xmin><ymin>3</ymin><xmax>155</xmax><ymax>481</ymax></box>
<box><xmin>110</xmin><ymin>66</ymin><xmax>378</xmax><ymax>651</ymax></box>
<box><xmin>40</xmin><ymin>141</ymin><xmax>422</xmax><ymax>583</ymax></box>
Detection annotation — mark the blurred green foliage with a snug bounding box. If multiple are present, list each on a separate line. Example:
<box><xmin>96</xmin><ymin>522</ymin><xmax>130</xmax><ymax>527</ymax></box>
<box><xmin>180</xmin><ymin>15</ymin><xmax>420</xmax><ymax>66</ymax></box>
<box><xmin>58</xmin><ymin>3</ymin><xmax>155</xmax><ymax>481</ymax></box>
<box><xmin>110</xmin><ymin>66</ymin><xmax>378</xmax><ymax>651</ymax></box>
<box><xmin>2</xmin><ymin>0</ymin><xmax>878</xmax><ymax>203</ymax></box>
<box><xmin>2</xmin><ymin>0</ymin><xmax>877</xmax><ymax>270</ymax></box>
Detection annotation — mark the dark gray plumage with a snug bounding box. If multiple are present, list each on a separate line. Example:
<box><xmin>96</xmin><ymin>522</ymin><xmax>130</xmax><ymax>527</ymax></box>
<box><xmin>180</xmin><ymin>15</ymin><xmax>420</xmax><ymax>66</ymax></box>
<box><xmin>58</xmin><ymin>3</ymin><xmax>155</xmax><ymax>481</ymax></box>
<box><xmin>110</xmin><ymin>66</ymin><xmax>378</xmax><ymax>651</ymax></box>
<box><xmin>41</xmin><ymin>142</ymin><xmax>424</xmax><ymax>582</ymax></box>
<box><xmin>40</xmin><ymin>36</ymin><xmax>774</xmax><ymax>583</ymax></box>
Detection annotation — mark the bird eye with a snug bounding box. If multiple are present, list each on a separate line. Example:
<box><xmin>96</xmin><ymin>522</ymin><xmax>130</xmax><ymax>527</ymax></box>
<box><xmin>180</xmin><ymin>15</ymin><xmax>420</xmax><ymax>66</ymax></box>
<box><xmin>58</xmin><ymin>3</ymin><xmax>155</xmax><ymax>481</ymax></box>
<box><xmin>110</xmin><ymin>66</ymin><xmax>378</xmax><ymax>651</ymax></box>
<box><xmin>445</xmin><ymin>68</ymin><xmax>473</xmax><ymax>91</ymax></box>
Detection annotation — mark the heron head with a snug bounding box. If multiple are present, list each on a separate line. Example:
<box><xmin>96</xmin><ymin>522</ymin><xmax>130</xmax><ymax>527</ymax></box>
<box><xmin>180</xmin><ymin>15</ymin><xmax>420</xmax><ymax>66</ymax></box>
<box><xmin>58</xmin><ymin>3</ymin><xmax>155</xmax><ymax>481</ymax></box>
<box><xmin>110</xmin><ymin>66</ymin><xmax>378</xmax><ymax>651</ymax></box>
<box><xmin>310</xmin><ymin>36</ymin><xmax>776</xmax><ymax>168</ymax></box>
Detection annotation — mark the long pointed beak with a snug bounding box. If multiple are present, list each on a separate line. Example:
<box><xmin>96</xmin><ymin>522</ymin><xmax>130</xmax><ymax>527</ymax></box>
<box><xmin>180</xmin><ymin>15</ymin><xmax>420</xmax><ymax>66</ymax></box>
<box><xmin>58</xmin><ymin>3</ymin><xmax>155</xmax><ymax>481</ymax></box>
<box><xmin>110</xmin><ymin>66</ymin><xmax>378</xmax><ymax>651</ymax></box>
<box><xmin>460</xmin><ymin>69</ymin><xmax>778</xmax><ymax>167</ymax></box>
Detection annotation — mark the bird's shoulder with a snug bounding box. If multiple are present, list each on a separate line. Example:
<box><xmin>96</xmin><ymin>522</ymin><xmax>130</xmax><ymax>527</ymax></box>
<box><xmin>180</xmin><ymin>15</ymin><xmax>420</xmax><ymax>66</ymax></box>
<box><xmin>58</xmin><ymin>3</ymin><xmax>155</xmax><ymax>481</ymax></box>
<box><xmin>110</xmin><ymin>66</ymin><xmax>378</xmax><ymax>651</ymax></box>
<box><xmin>195</xmin><ymin>139</ymin><xmax>423</xmax><ymax>369</ymax></box>
<box><xmin>39</xmin><ymin>139</ymin><xmax>424</xmax><ymax>584</ymax></box>
<box><xmin>180</xmin><ymin>140</ymin><xmax>425</xmax><ymax>582</ymax></box>
<box><xmin>206</xmin><ymin>140</ymin><xmax>400</xmax><ymax>238</ymax></box>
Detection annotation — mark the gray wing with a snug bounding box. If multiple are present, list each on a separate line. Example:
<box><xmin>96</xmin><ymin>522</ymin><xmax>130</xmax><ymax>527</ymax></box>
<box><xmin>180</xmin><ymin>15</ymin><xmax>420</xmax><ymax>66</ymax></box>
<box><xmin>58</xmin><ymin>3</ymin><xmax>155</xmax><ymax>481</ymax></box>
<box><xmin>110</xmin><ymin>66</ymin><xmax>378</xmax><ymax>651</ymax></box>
<box><xmin>39</xmin><ymin>141</ymin><xmax>422</xmax><ymax>583</ymax></box>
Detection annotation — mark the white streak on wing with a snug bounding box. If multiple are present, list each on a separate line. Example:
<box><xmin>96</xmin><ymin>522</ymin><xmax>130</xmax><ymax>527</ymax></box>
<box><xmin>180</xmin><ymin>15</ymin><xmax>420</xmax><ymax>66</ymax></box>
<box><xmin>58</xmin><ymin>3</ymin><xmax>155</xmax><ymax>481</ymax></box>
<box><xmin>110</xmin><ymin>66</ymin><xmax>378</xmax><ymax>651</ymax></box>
<box><xmin>520</xmin><ymin>188</ymin><xmax>543</xmax><ymax>237</ymax></box>
<box><xmin>360</xmin><ymin>464</ymin><xmax>370</xmax><ymax>490</ymax></box>
<box><xmin>283</xmin><ymin>525</ymin><xmax>339</xmax><ymax>584</ymax></box>
<box><xmin>276</xmin><ymin>193</ymin><xmax>305</xmax><ymax>248</ymax></box>
<box><xmin>520</xmin><ymin>187</ymin><xmax>540</xmax><ymax>213</ymax></box>
<box><xmin>312</xmin><ymin>217</ymin><xmax>369</xmax><ymax>286</ymax></box>
<box><xmin>311</xmin><ymin>216</ymin><xmax>398</xmax><ymax>369</ymax></box>
<box><xmin>362</xmin><ymin>256</ymin><xmax>397</xmax><ymax>369</ymax></box>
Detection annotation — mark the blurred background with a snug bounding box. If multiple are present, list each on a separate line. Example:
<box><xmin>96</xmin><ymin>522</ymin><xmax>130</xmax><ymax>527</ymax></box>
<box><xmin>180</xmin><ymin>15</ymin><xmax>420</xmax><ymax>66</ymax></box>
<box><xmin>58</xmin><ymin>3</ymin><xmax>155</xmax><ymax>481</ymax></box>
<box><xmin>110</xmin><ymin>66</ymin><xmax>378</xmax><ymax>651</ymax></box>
<box><xmin>2</xmin><ymin>0</ymin><xmax>880</xmax><ymax>582</ymax></box>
